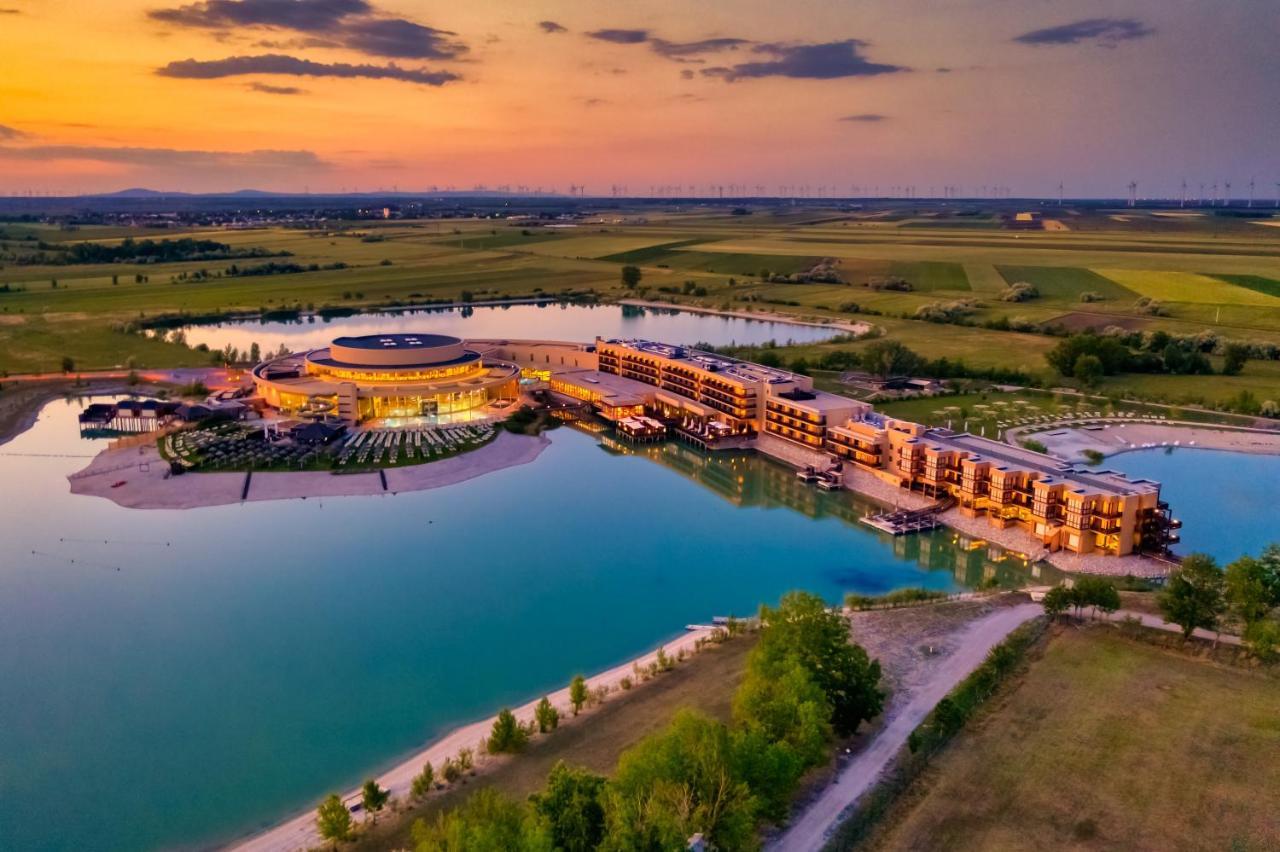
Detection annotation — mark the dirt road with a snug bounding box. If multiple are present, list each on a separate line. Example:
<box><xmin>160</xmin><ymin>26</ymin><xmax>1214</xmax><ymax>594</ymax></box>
<box><xmin>771</xmin><ymin>602</ymin><xmax>1043</xmax><ymax>852</ymax></box>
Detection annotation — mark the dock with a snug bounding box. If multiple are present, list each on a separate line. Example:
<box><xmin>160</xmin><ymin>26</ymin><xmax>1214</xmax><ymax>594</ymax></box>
<box><xmin>860</xmin><ymin>497</ymin><xmax>953</xmax><ymax>536</ymax></box>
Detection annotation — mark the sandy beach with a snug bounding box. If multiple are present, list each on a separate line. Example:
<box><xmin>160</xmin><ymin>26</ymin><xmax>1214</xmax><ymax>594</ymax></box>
<box><xmin>68</xmin><ymin>430</ymin><xmax>550</xmax><ymax>509</ymax></box>
<box><xmin>1016</xmin><ymin>420</ymin><xmax>1280</xmax><ymax>464</ymax></box>
<box><xmin>228</xmin><ymin>623</ymin><xmax>723</xmax><ymax>852</ymax></box>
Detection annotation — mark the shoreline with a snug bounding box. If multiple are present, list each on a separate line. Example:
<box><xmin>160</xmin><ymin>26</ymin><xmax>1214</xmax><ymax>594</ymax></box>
<box><xmin>228</xmin><ymin>623</ymin><xmax>724</xmax><ymax>852</ymax></box>
<box><xmin>68</xmin><ymin>429</ymin><xmax>551</xmax><ymax>509</ymax></box>
<box><xmin>1010</xmin><ymin>419</ymin><xmax>1280</xmax><ymax>465</ymax></box>
<box><xmin>616</xmin><ymin>298</ymin><xmax>872</xmax><ymax>337</ymax></box>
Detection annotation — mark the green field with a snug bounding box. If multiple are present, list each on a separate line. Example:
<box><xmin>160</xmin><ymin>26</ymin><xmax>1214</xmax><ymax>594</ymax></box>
<box><xmin>996</xmin><ymin>265</ymin><xmax>1137</xmax><ymax>301</ymax></box>
<box><xmin>3</xmin><ymin>206</ymin><xmax>1280</xmax><ymax>420</ymax></box>
<box><xmin>867</xmin><ymin>629</ymin><xmax>1280</xmax><ymax>852</ymax></box>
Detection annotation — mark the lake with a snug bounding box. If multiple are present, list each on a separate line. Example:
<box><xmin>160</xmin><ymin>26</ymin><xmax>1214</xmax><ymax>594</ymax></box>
<box><xmin>0</xmin><ymin>396</ymin><xmax>1041</xmax><ymax>852</ymax></box>
<box><xmin>173</xmin><ymin>302</ymin><xmax>845</xmax><ymax>355</ymax></box>
<box><xmin>1102</xmin><ymin>447</ymin><xmax>1280</xmax><ymax>563</ymax></box>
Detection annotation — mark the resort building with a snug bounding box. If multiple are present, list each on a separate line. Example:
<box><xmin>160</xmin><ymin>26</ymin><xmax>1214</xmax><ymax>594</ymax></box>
<box><xmin>550</xmin><ymin>338</ymin><xmax>1172</xmax><ymax>558</ymax></box>
<box><xmin>249</xmin><ymin>332</ymin><xmax>1173</xmax><ymax>558</ymax></box>
<box><xmin>252</xmin><ymin>333</ymin><xmax>518</xmax><ymax>423</ymax></box>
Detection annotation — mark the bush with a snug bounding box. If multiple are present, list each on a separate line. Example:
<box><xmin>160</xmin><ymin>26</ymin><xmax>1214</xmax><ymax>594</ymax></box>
<box><xmin>845</xmin><ymin>587</ymin><xmax>950</xmax><ymax>610</ymax></box>
<box><xmin>488</xmin><ymin>708</ymin><xmax>528</xmax><ymax>753</ymax></box>
<box><xmin>1020</xmin><ymin>438</ymin><xmax>1048</xmax><ymax>453</ymax></box>
<box><xmin>999</xmin><ymin>281</ymin><xmax>1039</xmax><ymax>302</ymax></box>
<box><xmin>1079</xmin><ymin>291</ymin><xmax>1105</xmax><ymax>302</ymax></box>
<box><xmin>1082</xmin><ymin>448</ymin><xmax>1105</xmax><ymax>465</ymax></box>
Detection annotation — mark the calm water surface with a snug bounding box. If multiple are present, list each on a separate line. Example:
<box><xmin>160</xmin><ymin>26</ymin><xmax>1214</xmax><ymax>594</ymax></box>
<box><xmin>0</xmin><ymin>396</ymin><xmax>1042</xmax><ymax>852</ymax></box>
<box><xmin>1102</xmin><ymin>447</ymin><xmax>1280</xmax><ymax>562</ymax></box>
<box><xmin>176</xmin><ymin>302</ymin><xmax>842</xmax><ymax>354</ymax></box>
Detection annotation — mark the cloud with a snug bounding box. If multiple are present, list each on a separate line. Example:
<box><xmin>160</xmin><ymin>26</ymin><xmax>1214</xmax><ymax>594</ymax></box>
<box><xmin>248</xmin><ymin>81</ymin><xmax>305</xmax><ymax>94</ymax></box>
<box><xmin>538</xmin><ymin>20</ymin><xmax>566</xmax><ymax>34</ymax></box>
<box><xmin>839</xmin><ymin>113</ymin><xmax>887</xmax><ymax>122</ymax></box>
<box><xmin>1014</xmin><ymin>18</ymin><xmax>1155</xmax><ymax>47</ymax></box>
<box><xmin>586</xmin><ymin>28</ymin><xmax>649</xmax><ymax>44</ymax></box>
<box><xmin>649</xmin><ymin>37</ymin><xmax>749</xmax><ymax>59</ymax></box>
<box><xmin>584</xmin><ymin>28</ymin><xmax>748</xmax><ymax>63</ymax></box>
<box><xmin>0</xmin><ymin>143</ymin><xmax>327</xmax><ymax>170</ymax></box>
<box><xmin>0</xmin><ymin>124</ymin><xmax>26</xmax><ymax>140</ymax></box>
<box><xmin>702</xmin><ymin>40</ymin><xmax>906</xmax><ymax>81</ymax></box>
<box><xmin>581</xmin><ymin>97</ymin><xmax>608</xmax><ymax>107</ymax></box>
<box><xmin>148</xmin><ymin>0</ymin><xmax>468</xmax><ymax>59</ymax></box>
<box><xmin>156</xmin><ymin>53</ymin><xmax>459</xmax><ymax>85</ymax></box>
<box><xmin>150</xmin><ymin>0</ymin><xmax>370</xmax><ymax>31</ymax></box>
<box><xmin>0</xmin><ymin>7</ymin><xmax>22</xmax><ymax>13</ymax></box>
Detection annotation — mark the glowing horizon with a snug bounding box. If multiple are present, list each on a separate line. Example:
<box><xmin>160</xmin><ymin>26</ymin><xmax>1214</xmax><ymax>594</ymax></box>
<box><xmin>0</xmin><ymin>0</ymin><xmax>1276</xmax><ymax>197</ymax></box>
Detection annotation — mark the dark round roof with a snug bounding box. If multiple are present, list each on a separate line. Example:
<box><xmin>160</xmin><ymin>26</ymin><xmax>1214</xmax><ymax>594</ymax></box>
<box><xmin>322</xmin><ymin>333</ymin><xmax>473</xmax><ymax>369</ymax></box>
<box><xmin>331</xmin><ymin>333</ymin><xmax>460</xmax><ymax>351</ymax></box>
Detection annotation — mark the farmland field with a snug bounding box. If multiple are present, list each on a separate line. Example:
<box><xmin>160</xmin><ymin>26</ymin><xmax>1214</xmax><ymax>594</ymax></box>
<box><xmin>2</xmin><ymin>205</ymin><xmax>1279</xmax><ymax>422</ymax></box>
<box><xmin>866</xmin><ymin>629</ymin><xmax>1280</xmax><ymax>852</ymax></box>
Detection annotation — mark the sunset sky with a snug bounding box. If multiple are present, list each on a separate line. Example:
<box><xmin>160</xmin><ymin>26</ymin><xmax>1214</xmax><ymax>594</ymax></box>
<box><xmin>0</xmin><ymin>0</ymin><xmax>1276</xmax><ymax>197</ymax></box>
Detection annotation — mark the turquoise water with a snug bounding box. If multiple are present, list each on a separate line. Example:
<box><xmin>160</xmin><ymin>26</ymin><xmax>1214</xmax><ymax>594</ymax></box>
<box><xmin>0</xmin><ymin>397</ymin><xmax>1040</xmax><ymax>852</ymax></box>
<box><xmin>1102</xmin><ymin>447</ymin><xmax>1280</xmax><ymax>563</ymax></box>
<box><xmin>176</xmin><ymin>302</ymin><xmax>843</xmax><ymax>355</ymax></box>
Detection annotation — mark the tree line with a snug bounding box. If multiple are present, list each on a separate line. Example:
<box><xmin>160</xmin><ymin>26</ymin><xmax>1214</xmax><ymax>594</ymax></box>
<box><xmin>317</xmin><ymin>591</ymin><xmax>884</xmax><ymax>851</ymax></box>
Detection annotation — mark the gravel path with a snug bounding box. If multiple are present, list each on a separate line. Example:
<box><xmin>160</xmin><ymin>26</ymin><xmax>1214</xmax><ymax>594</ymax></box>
<box><xmin>771</xmin><ymin>602</ymin><xmax>1043</xmax><ymax>852</ymax></box>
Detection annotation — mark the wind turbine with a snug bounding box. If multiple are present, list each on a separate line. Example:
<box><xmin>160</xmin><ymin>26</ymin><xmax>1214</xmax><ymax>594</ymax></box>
<box><xmin>1127</xmin><ymin>181</ymin><xmax>1138</xmax><ymax>208</ymax></box>
<box><xmin>1223</xmin><ymin>181</ymin><xmax>1231</xmax><ymax>207</ymax></box>
<box><xmin>1248</xmin><ymin>178</ymin><xmax>1255</xmax><ymax>208</ymax></box>
<box><xmin>1180</xmin><ymin>179</ymin><xmax>1187</xmax><ymax>208</ymax></box>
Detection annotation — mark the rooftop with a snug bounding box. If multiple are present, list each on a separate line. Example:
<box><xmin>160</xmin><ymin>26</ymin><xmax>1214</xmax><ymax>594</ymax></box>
<box><xmin>598</xmin><ymin>337</ymin><xmax>802</xmax><ymax>386</ymax></box>
<box><xmin>332</xmin><ymin>333</ymin><xmax>460</xmax><ymax>350</ymax></box>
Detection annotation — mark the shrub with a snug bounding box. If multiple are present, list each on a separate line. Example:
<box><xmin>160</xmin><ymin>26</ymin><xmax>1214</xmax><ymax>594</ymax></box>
<box><xmin>999</xmin><ymin>281</ymin><xmax>1039</xmax><ymax>302</ymax></box>
<box><xmin>1079</xmin><ymin>291</ymin><xmax>1105</xmax><ymax>302</ymax></box>
<box><xmin>488</xmin><ymin>708</ymin><xmax>529</xmax><ymax>753</ymax></box>
<box><xmin>1020</xmin><ymin>438</ymin><xmax>1048</xmax><ymax>453</ymax></box>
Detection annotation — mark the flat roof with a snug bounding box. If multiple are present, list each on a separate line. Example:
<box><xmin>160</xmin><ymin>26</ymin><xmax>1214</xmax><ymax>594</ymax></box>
<box><xmin>598</xmin><ymin>337</ymin><xmax>801</xmax><ymax>386</ymax></box>
<box><xmin>332</xmin><ymin>333</ymin><xmax>460</xmax><ymax>350</ymax></box>
<box><xmin>921</xmin><ymin>429</ymin><xmax>1158</xmax><ymax>496</ymax></box>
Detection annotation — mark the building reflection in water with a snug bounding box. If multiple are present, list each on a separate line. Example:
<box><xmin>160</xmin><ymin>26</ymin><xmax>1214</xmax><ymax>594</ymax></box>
<box><xmin>591</xmin><ymin>427</ymin><xmax>1065</xmax><ymax>590</ymax></box>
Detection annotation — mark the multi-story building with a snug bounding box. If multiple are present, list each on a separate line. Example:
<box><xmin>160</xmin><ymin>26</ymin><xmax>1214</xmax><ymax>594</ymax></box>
<box><xmin>555</xmin><ymin>338</ymin><xmax>1173</xmax><ymax>558</ymax></box>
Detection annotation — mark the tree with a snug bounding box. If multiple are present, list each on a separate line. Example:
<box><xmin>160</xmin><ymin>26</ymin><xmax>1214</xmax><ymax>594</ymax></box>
<box><xmin>60</xmin><ymin>356</ymin><xmax>75</xmax><ymax>374</ymax></box>
<box><xmin>755</xmin><ymin>591</ymin><xmax>884</xmax><ymax>737</ymax></box>
<box><xmin>569</xmin><ymin>674</ymin><xmax>588</xmax><ymax>716</ymax></box>
<box><xmin>411</xmin><ymin>788</ymin><xmax>552</xmax><ymax>851</ymax></box>
<box><xmin>316</xmin><ymin>794</ymin><xmax>353</xmax><ymax>844</ymax></box>
<box><xmin>1041</xmin><ymin>584</ymin><xmax>1073</xmax><ymax>619</ymax></box>
<box><xmin>1221</xmin><ymin>342</ymin><xmax>1249</xmax><ymax>376</ymax></box>
<box><xmin>602</xmin><ymin>710</ymin><xmax>758</xmax><ymax>852</ymax></box>
<box><xmin>1073</xmin><ymin>576</ymin><xmax>1120</xmax><ymax>619</ymax></box>
<box><xmin>1073</xmin><ymin>353</ymin><xmax>1104</xmax><ymax>388</ymax></box>
<box><xmin>530</xmin><ymin>761</ymin><xmax>606</xmax><ymax>852</ymax></box>
<box><xmin>361</xmin><ymin>779</ymin><xmax>389</xmax><ymax>819</ymax></box>
<box><xmin>860</xmin><ymin>339</ymin><xmax>923</xmax><ymax>379</ymax></box>
<box><xmin>1159</xmin><ymin>553</ymin><xmax>1226</xmax><ymax>639</ymax></box>
<box><xmin>733</xmin><ymin>656</ymin><xmax>830</xmax><ymax>769</ymax></box>
<box><xmin>620</xmin><ymin>265</ymin><xmax>642</xmax><ymax>289</ymax></box>
<box><xmin>1243</xmin><ymin>620</ymin><xmax>1280</xmax><ymax>663</ymax></box>
<box><xmin>248</xmin><ymin>342</ymin><xmax>262</xmax><ymax>364</ymax></box>
<box><xmin>1225</xmin><ymin>556</ymin><xmax>1274</xmax><ymax>628</ymax></box>
<box><xmin>410</xmin><ymin>761</ymin><xmax>435</xmax><ymax>799</ymax></box>
<box><xmin>488</xmin><ymin>708</ymin><xmax>529</xmax><ymax>754</ymax></box>
<box><xmin>534</xmin><ymin>696</ymin><xmax>559</xmax><ymax>733</ymax></box>
<box><xmin>1257</xmin><ymin>543</ymin><xmax>1280</xmax><ymax>606</ymax></box>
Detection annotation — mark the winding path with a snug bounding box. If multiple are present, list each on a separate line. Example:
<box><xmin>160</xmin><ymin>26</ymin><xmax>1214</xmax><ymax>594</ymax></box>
<box><xmin>771</xmin><ymin>603</ymin><xmax>1043</xmax><ymax>852</ymax></box>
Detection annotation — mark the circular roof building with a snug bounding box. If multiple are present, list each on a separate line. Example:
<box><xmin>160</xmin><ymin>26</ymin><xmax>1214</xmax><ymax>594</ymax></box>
<box><xmin>253</xmin><ymin>333</ymin><xmax>518</xmax><ymax>423</ymax></box>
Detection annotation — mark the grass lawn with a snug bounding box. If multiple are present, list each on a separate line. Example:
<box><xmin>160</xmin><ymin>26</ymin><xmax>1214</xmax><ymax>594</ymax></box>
<box><xmin>996</xmin><ymin>265</ymin><xmax>1138</xmax><ymax>301</ymax></box>
<box><xmin>1097</xmin><ymin>268</ymin><xmax>1280</xmax><ymax>307</ymax></box>
<box><xmin>350</xmin><ymin>634</ymin><xmax>756</xmax><ymax>851</ymax></box>
<box><xmin>888</xmin><ymin>260</ymin><xmax>970</xmax><ymax>291</ymax></box>
<box><xmin>869</xmin><ymin>628</ymin><xmax>1280</xmax><ymax>852</ymax></box>
<box><xmin>1210</xmin><ymin>273</ymin><xmax>1280</xmax><ymax>298</ymax></box>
